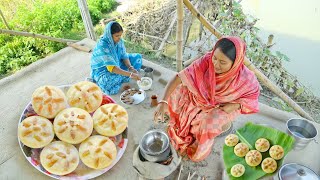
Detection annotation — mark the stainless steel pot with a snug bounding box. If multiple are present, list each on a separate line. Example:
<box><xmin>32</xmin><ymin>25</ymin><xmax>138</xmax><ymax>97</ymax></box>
<box><xmin>286</xmin><ymin>118</ymin><xmax>318</xmax><ymax>150</ymax></box>
<box><xmin>140</xmin><ymin>67</ymin><xmax>154</xmax><ymax>80</ymax></box>
<box><xmin>139</xmin><ymin>130</ymin><xmax>170</xmax><ymax>162</ymax></box>
<box><xmin>139</xmin><ymin>145</ymin><xmax>171</xmax><ymax>162</ymax></box>
<box><xmin>279</xmin><ymin>163</ymin><xmax>320</xmax><ymax>180</ymax></box>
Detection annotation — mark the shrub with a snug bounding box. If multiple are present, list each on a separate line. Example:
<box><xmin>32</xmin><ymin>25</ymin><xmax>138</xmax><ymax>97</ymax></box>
<box><xmin>0</xmin><ymin>0</ymin><xmax>116</xmax><ymax>76</ymax></box>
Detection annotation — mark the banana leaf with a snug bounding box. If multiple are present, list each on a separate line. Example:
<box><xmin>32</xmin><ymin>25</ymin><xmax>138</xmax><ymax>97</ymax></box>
<box><xmin>223</xmin><ymin>122</ymin><xmax>295</xmax><ymax>180</ymax></box>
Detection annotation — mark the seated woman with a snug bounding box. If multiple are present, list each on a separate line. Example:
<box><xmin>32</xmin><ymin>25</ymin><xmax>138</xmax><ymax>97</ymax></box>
<box><xmin>91</xmin><ymin>21</ymin><xmax>142</xmax><ymax>95</ymax></box>
<box><xmin>154</xmin><ymin>36</ymin><xmax>260</xmax><ymax>162</ymax></box>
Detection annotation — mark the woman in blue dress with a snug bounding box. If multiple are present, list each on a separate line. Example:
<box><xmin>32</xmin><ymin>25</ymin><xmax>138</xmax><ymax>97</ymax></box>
<box><xmin>91</xmin><ymin>21</ymin><xmax>142</xmax><ymax>95</ymax></box>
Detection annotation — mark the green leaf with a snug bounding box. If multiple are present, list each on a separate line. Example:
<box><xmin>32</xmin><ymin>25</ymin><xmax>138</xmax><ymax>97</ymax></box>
<box><xmin>8</xmin><ymin>48</ymin><xmax>13</xmax><ymax>55</ymax></box>
<box><xmin>275</xmin><ymin>51</ymin><xmax>290</xmax><ymax>62</ymax></box>
<box><xmin>223</xmin><ymin>122</ymin><xmax>295</xmax><ymax>180</ymax></box>
<box><xmin>283</xmin><ymin>55</ymin><xmax>290</xmax><ymax>62</ymax></box>
<box><xmin>294</xmin><ymin>87</ymin><xmax>304</xmax><ymax>98</ymax></box>
<box><xmin>275</xmin><ymin>51</ymin><xmax>282</xmax><ymax>57</ymax></box>
<box><xmin>287</xmin><ymin>81</ymin><xmax>294</xmax><ymax>88</ymax></box>
<box><xmin>233</xmin><ymin>2</ymin><xmax>241</xmax><ymax>8</ymax></box>
<box><xmin>252</xmin><ymin>27</ymin><xmax>260</xmax><ymax>32</ymax></box>
<box><xmin>233</xmin><ymin>9</ymin><xmax>242</xmax><ymax>17</ymax></box>
<box><xmin>265</xmin><ymin>49</ymin><xmax>271</xmax><ymax>55</ymax></box>
<box><xmin>219</xmin><ymin>12</ymin><xmax>228</xmax><ymax>17</ymax></box>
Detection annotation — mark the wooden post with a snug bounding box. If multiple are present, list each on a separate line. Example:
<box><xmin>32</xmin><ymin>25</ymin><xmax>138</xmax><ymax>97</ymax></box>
<box><xmin>67</xmin><ymin>42</ymin><xmax>92</xmax><ymax>52</ymax></box>
<box><xmin>0</xmin><ymin>29</ymin><xmax>78</xmax><ymax>43</ymax></box>
<box><xmin>267</xmin><ymin>34</ymin><xmax>275</xmax><ymax>48</ymax></box>
<box><xmin>176</xmin><ymin>0</ymin><xmax>184</xmax><ymax>72</ymax></box>
<box><xmin>77</xmin><ymin>0</ymin><xmax>96</xmax><ymax>41</ymax></box>
<box><xmin>0</xmin><ymin>9</ymin><xmax>10</xmax><ymax>30</ymax></box>
<box><xmin>182</xmin><ymin>0</ymin><xmax>314</xmax><ymax>120</ymax></box>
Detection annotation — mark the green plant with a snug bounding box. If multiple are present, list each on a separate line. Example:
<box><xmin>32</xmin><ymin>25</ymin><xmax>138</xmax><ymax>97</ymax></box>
<box><xmin>88</xmin><ymin>0</ymin><xmax>117</xmax><ymax>13</ymax></box>
<box><xmin>86</xmin><ymin>0</ymin><xmax>117</xmax><ymax>25</ymax></box>
<box><xmin>0</xmin><ymin>37</ymin><xmax>40</xmax><ymax>74</ymax></box>
<box><xmin>275</xmin><ymin>51</ymin><xmax>290</xmax><ymax>62</ymax></box>
<box><xmin>0</xmin><ymin>0</ymin><xmax>116</xmax><ymax>77</ymax></box>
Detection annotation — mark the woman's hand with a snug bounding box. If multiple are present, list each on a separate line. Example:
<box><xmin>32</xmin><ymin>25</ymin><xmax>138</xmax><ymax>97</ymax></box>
<box><xmin>128</xmin><ymin>66</ymin><xmax>138</xmax><ymax>74</ymax></box>
<box><xmin>130</xmin><ymin>73</ymin><xmax>141</xmax><ymax>81</ymax></box>
<box><xmin>219</xmin><ymin>103</ymin><xmax>240</xmax><ymax>114</ymax></box>
<box><xmin>131</xmin><ymin>69</ymin><xmax>139</xmax><ymax>74</ymax></box>
<box><xmin>154</xmin><ymin>103</ymin><xmax>169</xmax><ymax>122</ymax></box>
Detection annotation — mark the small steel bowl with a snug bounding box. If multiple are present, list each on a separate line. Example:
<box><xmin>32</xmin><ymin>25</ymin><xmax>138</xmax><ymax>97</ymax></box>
<box><xmin>286</xmin><ymin>118</ymin><xmax>318</xmax><ymax>150</ymax></box>
<box><xmin>139</xmin><ymin>147</ymin><xmax>171</xmax><ymax>162</ymax></box>
<box><xmin>139</xmin><ymin>130</ymin><xmax>170</xmax><ymax>162</ymax></box>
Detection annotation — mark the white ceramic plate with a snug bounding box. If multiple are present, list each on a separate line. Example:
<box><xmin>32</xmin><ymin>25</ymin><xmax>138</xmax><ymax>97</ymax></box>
<box><xmin>120</xmin><ymin>88</ymin><xmax>146</xmax><ymax>105</ymax></box>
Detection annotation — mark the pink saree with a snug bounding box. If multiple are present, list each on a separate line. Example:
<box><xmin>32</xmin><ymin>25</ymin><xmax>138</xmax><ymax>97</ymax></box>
<box><xmin>167</xmin><ymin>36</ymin><xmax>260</xmax><ymax>162</ymax></box>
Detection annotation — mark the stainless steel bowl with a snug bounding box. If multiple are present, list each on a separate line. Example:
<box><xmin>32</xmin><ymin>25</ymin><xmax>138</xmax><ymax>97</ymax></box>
<box><xmin>286</xmin><ymin>118</ymin><xmax>318</xmax><ymax>150</ymax></box>
<box><xmin>279</xmin><ymin>163</ymin><xmax>320</xmax><ymax>180</ymax></box>
<box><xmin>139</xmin><ymin>146</ymin><xmax>171</xmax><ymax>162</ymax></box>
<box><xmin>139</xmin><ymin>130</ymin><xmax>170</xmax><ymax>162</ymax></box>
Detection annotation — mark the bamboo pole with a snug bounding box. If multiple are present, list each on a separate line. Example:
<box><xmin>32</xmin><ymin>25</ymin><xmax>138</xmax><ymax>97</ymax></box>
<box><xmin>266</xmin><ymin>34</ymin><xmax>275</xmax><ymax>48</ymax></box>
<box><xmin>77</xmin><ymin>0</ymin><xmax>96</xmax><ymax>41</ymax></box>
<box><xmin>0</xmin><ymin>29</ymin><xmax>78</xmax><ymax>43</ymax></box>
<box><xmin>176</xmin><ymin>0</ymin><xmax>184</xmax><ymax>71</ymax></box>
<box><xmin>0</xmin><ymin>29</ymin><xmax>92</xmax><ymax>53</ymax></box>
<box><xmin>0</xmin><ymin>9</ymin><xmax>10</xmax><ymax>30</ymax></box>
<box><xmin>67</xmin><ymin>42</ymin><xmax>92</xmax><ymax>52</ymax></box>
<box><xmin>182</xmin><ymin>0</ymin><xmax>314</xmax><ymax>120</ymax></box>
<box><xmin>183</xmin><ymin>0</ymin><xmax>222</xmax><ymax>38</ymax></box>
<box><xmin>156</xmin><ymin>14</ymin><xmax>177</xmax><ymax>57</ymax></box>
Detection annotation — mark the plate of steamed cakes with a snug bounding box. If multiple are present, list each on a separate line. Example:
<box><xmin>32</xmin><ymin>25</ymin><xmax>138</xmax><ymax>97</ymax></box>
<box><xmin>18</xmin><ymin>82</ymin><xmax>128</xmax><ymax>179</ymax></box>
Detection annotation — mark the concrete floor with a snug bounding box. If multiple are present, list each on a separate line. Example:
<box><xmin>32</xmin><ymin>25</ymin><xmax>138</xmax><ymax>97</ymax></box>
<box><xmin>0</xmin><ymin>39</ymin><xmax>319</xmax><ymax>180</ymax></box>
